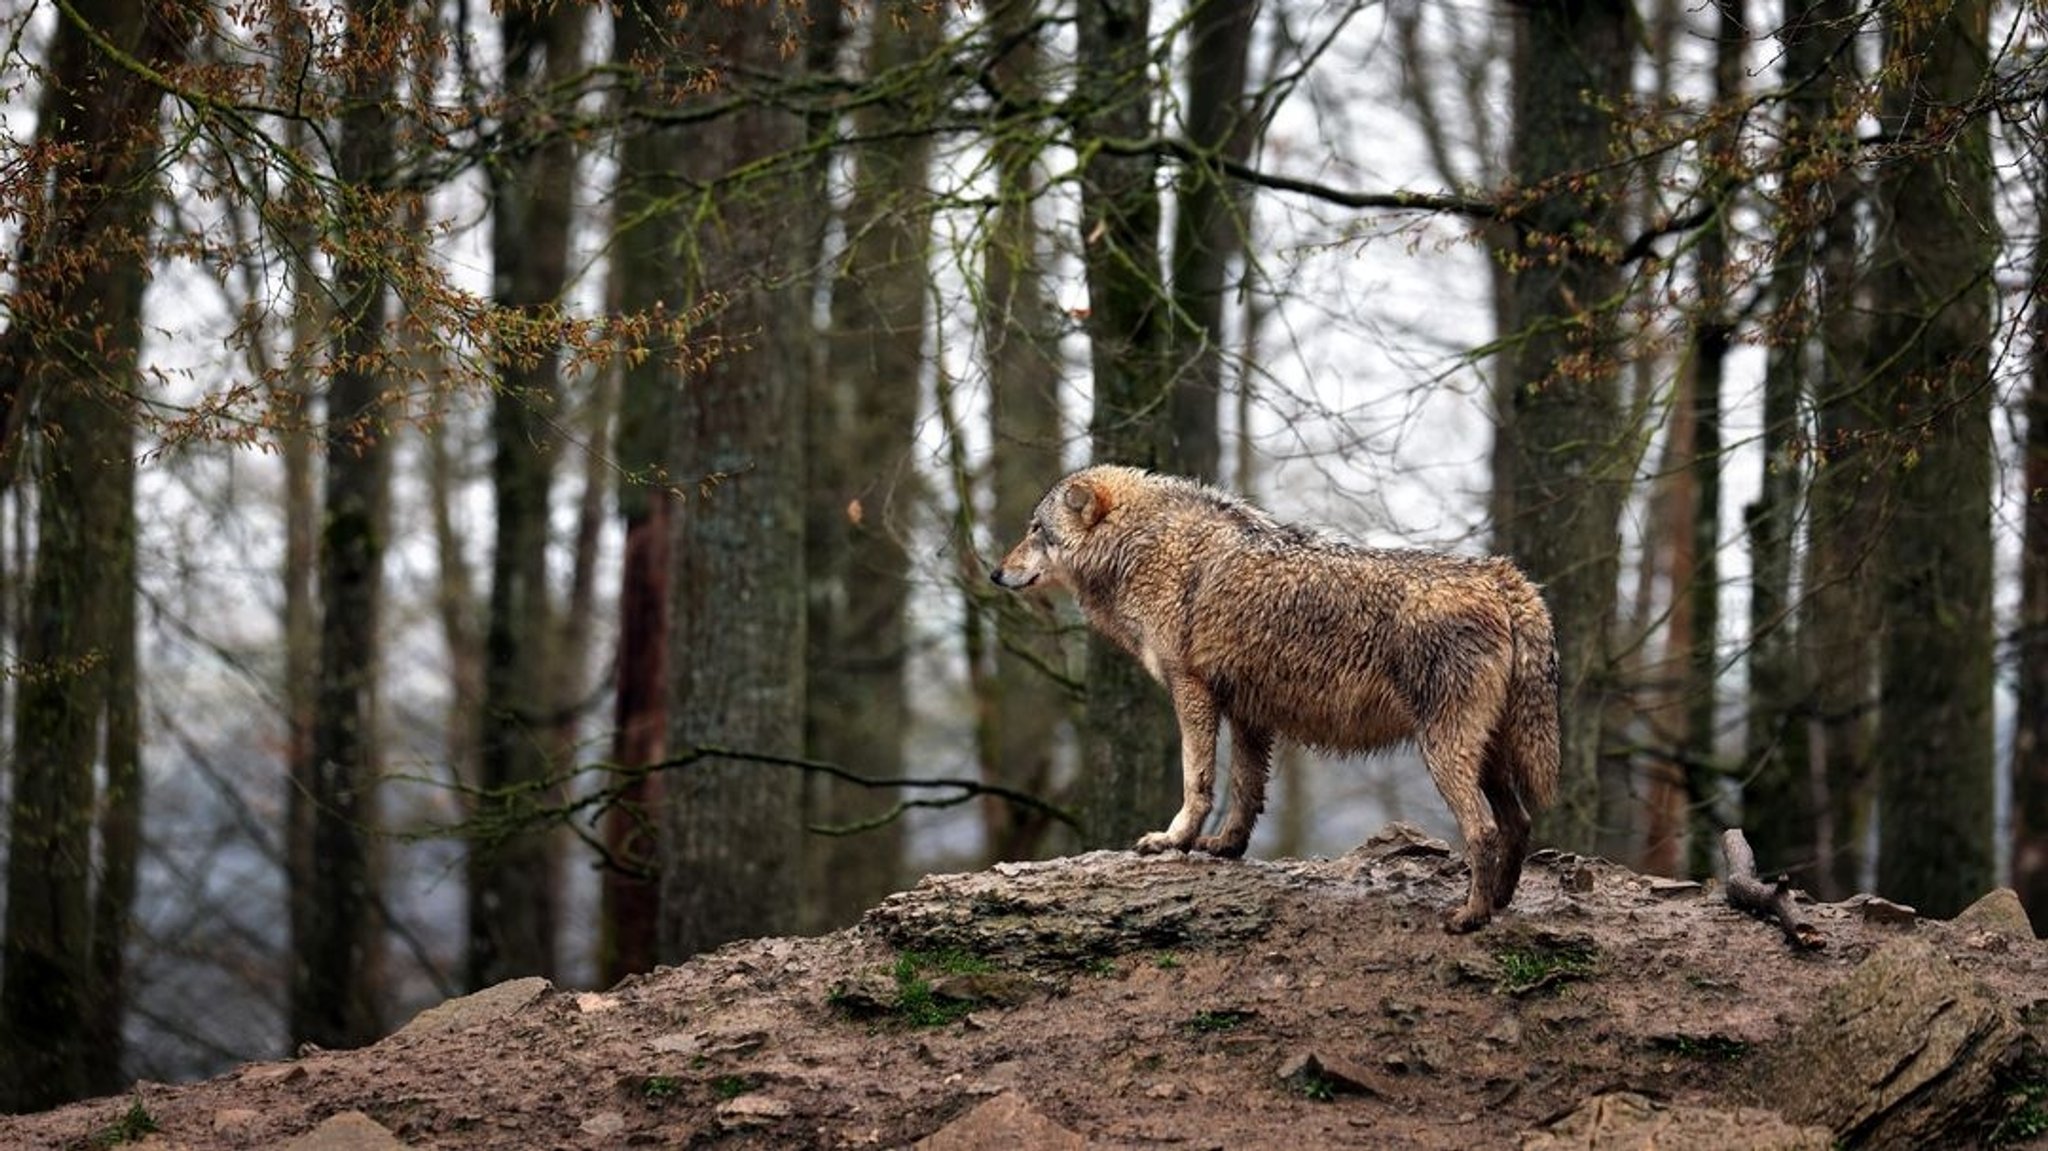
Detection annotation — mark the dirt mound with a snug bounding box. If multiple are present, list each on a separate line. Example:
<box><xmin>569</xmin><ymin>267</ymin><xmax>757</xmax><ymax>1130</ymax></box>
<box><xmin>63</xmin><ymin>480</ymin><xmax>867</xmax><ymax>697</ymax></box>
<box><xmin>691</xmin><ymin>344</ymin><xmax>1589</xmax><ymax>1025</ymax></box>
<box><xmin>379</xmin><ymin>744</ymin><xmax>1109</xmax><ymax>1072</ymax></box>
<box><xmin>5</xmin><ymin>826</ymin><xmax>2045</xmax><ymax>1149</ymax></box>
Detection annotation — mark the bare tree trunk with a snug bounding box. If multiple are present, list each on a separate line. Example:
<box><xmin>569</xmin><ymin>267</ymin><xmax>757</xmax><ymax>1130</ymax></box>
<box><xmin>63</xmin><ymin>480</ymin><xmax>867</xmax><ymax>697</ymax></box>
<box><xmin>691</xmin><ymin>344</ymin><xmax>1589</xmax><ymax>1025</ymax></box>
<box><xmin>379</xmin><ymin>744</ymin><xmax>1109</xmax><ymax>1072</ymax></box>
<box><xmin>466</xmin><ymin>0</ymin><xmax>585</xmax><ymax>990</ymax></box>
<box><xmin>1745</xmin><ymin>0</ymin><xmax>1825</xmax><ymax>888</ymax></box>
<box><xmin>981</xmin><ymin>0</ymin><xmax>1073</xmax><ymax>862</ymax></box>
<box><xmin>1636</xmin><ymin>343</ymin><xmax>1695</xmax><ymax>879</ymax></box>
<box><xmin>2014</xmin><ymin>150</ymin><xmax>2048</xmax><ymax>930</ymax></box>
<box><xmin>0</xmin><ymin>0</ymin><xmax>184</xmax><ymax>1109</ymax></box>
<box><xmin>1075</xmin><ymin>0</ymin><xmax>1181</xmax><ymax>849</ymax></box>
<box><xmin>87</xmin><ymin>435</ymin><xmax>140</xmax><ymax>1097</ymax></box>
<box><xmin>1496</xmin><ymin>0</ymin><xmax>1633</xmax><ymax>854</ymax></box>
<box><xmin>421</xmin><ymin>374</ymin><xmax>482</xmax><ymax>802</ymax></box>
<box><xmin>803</xmin><ymin>1</ymin><xmax>940</xmax><ymax>930</ymax></box>
<box><xmin>1167</xmin><ymin>0</ymin><xmax>1256</xmax><ymax>483</ymax></box>
<box><xmin>1869</xmin><ymin>0</ymin><xmax>1996</xmax><ymax>918</ymax></box>
<box><xmin>599</xmin><ymin>2</ymin><xmax>681</xmax><ymax>984</ymax></box>
<box><xmin>294</xmin><ymin>0</ymin><xmax>400</xmax><ymax>1051</ymax></box>
<box><xmin>280</xmin><ymin>203</ymin><xmax>325</xmax><ymax>1054</ymax></box>
<box><xmin>1791</xmin><ymin>0</ymin><xmax>1873</xmax><ymax>900</ymax></box>
<box><xmin>660</xmin><ymin>0</ymin><xmax>811</xmax><ymax>960</ymax></box>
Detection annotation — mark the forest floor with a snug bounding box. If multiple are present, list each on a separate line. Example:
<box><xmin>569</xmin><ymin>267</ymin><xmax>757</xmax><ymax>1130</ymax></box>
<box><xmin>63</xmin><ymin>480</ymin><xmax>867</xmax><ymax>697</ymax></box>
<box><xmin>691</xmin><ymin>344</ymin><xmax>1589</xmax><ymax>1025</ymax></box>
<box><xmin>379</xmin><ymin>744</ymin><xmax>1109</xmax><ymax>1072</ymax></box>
<box><xmin>4</xmin><ymin>824</ymin><xmax>2048</xmax><ymax>1150</ymax></box>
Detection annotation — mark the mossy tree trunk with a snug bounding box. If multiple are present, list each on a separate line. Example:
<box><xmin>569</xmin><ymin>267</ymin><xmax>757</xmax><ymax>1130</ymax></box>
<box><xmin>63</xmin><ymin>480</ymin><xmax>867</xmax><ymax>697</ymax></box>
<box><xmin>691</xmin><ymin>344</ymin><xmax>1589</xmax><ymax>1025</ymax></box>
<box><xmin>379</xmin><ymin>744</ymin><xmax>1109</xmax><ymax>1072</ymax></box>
<box><xmin>1075</xmin><ymin>0</ymin><xmax>1181</xmax><ymax>849</ymax></box>
<box><xmin>1869</xmin><ymin>0</ymin><xmax>1996</xmax><ymax>919</ymax></box>
<box><xmin>659</xmin><ymin>0</ymin><xmax>811</xmax><ymax>960</ymax></box>
<box><xmin>0</xmin><ymin>0</ymin><xmax>186</xmax><ymax>1110</ymax></box>
<box><xmin>1495</xmin><ymin>0</ymin><xmax>1634</xmax><ymax>856</ymax></box>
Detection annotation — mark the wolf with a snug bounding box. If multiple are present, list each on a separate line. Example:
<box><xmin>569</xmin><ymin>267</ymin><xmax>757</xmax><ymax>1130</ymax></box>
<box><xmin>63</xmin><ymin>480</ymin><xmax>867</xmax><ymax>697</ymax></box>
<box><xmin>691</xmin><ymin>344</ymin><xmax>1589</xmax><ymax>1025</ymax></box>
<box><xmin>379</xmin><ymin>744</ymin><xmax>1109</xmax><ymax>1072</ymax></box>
<box><xmin>990</xmin><ymin>465</ymin><xmax>1560</xmax><ymax>932</ymax></box>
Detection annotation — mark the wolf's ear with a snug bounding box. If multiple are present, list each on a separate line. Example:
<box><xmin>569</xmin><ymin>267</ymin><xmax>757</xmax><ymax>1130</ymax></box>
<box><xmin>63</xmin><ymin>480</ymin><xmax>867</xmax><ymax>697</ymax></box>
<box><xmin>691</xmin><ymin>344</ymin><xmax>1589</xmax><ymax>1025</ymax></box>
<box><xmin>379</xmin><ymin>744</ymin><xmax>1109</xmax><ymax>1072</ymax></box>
<box><xmin>1063</xmin><ymin>479</ymin><xmax>1112</xmax><ymax>528</ymax></box>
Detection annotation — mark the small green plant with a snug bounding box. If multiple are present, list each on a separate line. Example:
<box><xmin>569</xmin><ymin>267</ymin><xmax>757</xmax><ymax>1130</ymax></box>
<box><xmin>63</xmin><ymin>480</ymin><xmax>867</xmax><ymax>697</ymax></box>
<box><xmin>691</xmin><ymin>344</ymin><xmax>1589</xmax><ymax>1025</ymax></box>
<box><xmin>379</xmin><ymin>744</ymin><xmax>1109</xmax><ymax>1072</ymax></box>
<box><xmin>1990</xmin><ymin>1076</ymin><xmax>2048</xmax><ymax>1145</ymax></box>
<box><xmin>1083</xmin><ymin>955</ymin><xmax>1119</xmax><ymax>977</ymax></box>
<box><xmin>86</xmin><ymin>1098</ymin><xmax>158</xmax><ymax>1147</ymax></box>
<box><xmin>1653</xmin><ymin>1034</ymin><xmax>1751</xmax><ymax>1061</ymax></box>
<box><xmin>1290</xmin><ymin>1071</ymin><xmax>1336</xmax><ymax>1102</ymax></box>
<box><xmin>713</xmin><ymin>1075</ymin><xmax>755</xmax><ymax>1100</ymax></box>
<box><xmin>892</xmin><ymin>952</ymin><xmax>975</xmax><ymax>1028</ymax></box>
<box><xmin>641</xmin><ymin>1075</ymin><xmax>682</xmax><ymax>1101</ymax></box>
<box><xmin>1154</xmin><ymin>952</ymin><xmax>1182</xmax><ymax>970</ymax></box>
<box><xmin>1185</xmin><ymin>1008</ymin><xmax>1255</xmax><ymax>1034</ymax></box>
<box><xmin>1490</xmin><ymin>935</ymin><xmax>1597</xmax><ymax>997</ymax></box>
<box><xmin>907</xmin><ymin>948</ymin><xmax>994</xmax><ymax>977</ymax></box>
<box><xmin>833</xmin><ymin>948</ymin><xmax>1007</xmax><ymax>1028</ymax></box>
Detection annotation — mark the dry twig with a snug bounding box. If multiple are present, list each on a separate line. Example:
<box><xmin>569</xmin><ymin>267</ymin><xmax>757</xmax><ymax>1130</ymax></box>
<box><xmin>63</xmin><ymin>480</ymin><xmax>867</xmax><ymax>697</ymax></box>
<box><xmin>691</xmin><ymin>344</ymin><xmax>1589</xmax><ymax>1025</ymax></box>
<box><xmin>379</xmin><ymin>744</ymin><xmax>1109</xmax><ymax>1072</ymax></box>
<box><xmin>1721</xmin><ymin>829</ymin><xmax>1825</xmax><ymax>951</ymax></box>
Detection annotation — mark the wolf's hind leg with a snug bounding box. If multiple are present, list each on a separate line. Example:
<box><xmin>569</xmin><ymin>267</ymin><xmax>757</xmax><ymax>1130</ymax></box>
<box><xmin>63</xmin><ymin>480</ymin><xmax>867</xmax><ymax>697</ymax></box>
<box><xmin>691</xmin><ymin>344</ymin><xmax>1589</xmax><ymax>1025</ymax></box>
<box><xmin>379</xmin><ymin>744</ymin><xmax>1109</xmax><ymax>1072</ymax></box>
<box><xmin>1482</xmin><ymin>750</ymin><xmax>1533</xmax><ymax>910</ymax></box>
<box><xmin>1197</xmin><ymin>724</ymin><xmax>1272</xmax><ymax>858</ymax></box>
<box><xmin>1135</xmin><ymin>672</ymin><xmax>1219</xmax><ymax>855</ymax></box>
<box><xmin>1419</xmin><ymin>714</ymin><xmax>1502</xmax><ymax>933</ymax></box>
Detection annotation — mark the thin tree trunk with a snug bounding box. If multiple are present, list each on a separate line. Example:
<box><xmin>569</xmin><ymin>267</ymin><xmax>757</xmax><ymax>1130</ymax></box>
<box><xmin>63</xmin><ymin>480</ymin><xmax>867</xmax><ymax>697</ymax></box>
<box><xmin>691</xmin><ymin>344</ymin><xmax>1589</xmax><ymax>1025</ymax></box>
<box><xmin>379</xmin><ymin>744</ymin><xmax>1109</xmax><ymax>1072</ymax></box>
<box><xmin>600</xmin><ymin>2</ymin><xmax>680</xmax><ymax>983</ymax></box>
<box><xmin>87</xmin><ymin>435</ymin><xmax>140</xmax><ymax>1096</ymax></box>
<box><xmin>1792</xmin><ymin>0</ymin><xmax>1874</xmax><ymax>900</ymax></box>
<box><xmin>1167</xmin><ymin>0</ymin><xmax>1256</xmax><ymax>484</ymax></box>
<box><xmin>467</xmin><ymin>0</ymin><xmax>585</xmax><ymax>990</ymax></box>
<box><xmin>2013</xmin><ymin>151</ymin><xmax>2048</xmax><ymax>930</ymax></box>
<box><xmin>1745</xmin><ymin>0</ymin><xmax>1823</xmax><ymax>887</ymax></box>
<box><xmin>294</xmin><ymin>0</ymin><xmax>401</xmax><ymax>1051</ymax></box>
<box><xmin>280</xmin><ymin>187</ymin><xmax>324</xmax><ymax>1056</ymax></box>
<box><xmin>981</xmin><ymin>0</ymin><xmax>1072</xmax><ymax>862</ymax></box>
<box><xmin>802</xmin><ymin>2</ymin><xmax>939</xmax><ymax>929</ymax></box>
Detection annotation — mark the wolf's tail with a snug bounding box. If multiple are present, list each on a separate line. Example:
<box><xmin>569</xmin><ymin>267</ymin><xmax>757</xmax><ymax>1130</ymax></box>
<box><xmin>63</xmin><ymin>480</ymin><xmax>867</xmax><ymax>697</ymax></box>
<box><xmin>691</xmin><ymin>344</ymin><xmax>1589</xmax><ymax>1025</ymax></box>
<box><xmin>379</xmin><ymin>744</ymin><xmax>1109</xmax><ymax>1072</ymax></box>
<box><xmin>1501</xmin><ymin>577</ymin><xmax>1561</xmax><ymax>812</ymax></box>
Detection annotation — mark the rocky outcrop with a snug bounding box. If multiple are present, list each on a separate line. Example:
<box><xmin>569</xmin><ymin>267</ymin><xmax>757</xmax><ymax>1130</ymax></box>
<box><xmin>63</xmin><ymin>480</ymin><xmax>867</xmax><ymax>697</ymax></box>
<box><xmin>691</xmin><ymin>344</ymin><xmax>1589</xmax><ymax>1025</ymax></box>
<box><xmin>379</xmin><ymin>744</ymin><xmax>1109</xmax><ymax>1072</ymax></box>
<box><xmin>1755</xmin><ymin>936</ymin><xmax>2028</xmax><ymax>1149</ymax></box>
<box><xmin>1520</xmin><ymin>1091</ymin><xmax>1832</xmax><ymax>1151</ymax></box>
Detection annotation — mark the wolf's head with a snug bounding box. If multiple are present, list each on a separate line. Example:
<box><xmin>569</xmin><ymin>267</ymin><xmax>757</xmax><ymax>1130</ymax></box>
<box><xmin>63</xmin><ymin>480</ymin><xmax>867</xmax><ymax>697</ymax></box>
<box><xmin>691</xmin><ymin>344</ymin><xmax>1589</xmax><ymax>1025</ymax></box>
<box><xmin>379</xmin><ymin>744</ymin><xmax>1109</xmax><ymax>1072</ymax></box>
<box><xmin>988</xmin><ymin>468</ymin><xmax>1127</xmax><ymax>592</ymax></box>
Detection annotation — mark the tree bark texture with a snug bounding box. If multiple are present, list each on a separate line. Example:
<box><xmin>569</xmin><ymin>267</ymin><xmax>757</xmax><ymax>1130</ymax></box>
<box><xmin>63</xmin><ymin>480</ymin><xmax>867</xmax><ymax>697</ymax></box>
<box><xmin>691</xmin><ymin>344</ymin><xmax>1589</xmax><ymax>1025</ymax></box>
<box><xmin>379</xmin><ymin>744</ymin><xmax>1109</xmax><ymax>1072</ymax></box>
<box><xmin>660</xmin><ymin>0</ymin><xmax>810</xmax><ymax>961</ymax></box>
<box><xmin>1167</xmin><ymin>0</ymin><xmax>1257</xmax><ymax>484</ymax></box>
<box><xmin>294</xmin><ymin>0</ymin><xmax>401</xmax><ymax>1051</ymax></box>
<box><xmin>982</xmin><ymin>0</ymin><xmax>1074</xmax><ymax>862</ymax></box>
<box><xmin>1496</xmin><ymin>0</ymin><xmax>1633</xmax><ymax>855</ymax></box>
<box><xmin>1869</xmin><ymin>0</ymin><xmax>1997</xmax><ymax>920</ymax></box>
<box><xmin>599</xmin><ymin>1</ymin><xmax>682</xmax><ymax>984</ymax></box>
<box><xmin>1791</xmin><ymin>0</ymin><xmax>1875</xmax><ymax>901</ymax></box>
<box><xmin>2009</xmin><ymin>120</ymin><xmax>2048</xmax><ymax>932</ymax></box>
<box><xmin>802</xmin><ymin>0</ymin><xmax>941</xmax><ymax>932</ymax></box>
<box><xmin>466</xmin><ymin>0</ymin><xmax>585</xmax><ymax>992</ymax></box>
<box><xmin>1076</xmin><ymin>0</ymin><xmax>1182</xmax><ymax>849</ymax></box>
<box><xmin>0</xmin><ymin>0</ymin><xmax>183</xmax><ymax>1111</ymax></box>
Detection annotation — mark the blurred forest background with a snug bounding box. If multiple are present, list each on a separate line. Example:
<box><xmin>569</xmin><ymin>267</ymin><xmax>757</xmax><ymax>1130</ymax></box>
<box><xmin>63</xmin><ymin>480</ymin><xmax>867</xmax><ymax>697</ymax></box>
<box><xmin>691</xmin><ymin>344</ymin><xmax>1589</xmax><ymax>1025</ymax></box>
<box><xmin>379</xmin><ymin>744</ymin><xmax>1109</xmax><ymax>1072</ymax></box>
<box><xmin>0</xmin><ymin>0</ymin><xmax>2044</xmax><ymax>1116</ymax></box>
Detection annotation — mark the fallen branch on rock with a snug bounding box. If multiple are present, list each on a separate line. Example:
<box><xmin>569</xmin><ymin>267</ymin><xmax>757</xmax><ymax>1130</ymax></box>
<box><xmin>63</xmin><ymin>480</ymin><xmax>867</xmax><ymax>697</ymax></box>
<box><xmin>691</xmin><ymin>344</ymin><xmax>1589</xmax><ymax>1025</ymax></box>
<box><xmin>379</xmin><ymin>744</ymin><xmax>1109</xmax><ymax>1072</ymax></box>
<box><xmin>1721</xmin><ymin>829</ymin><xmax>1824</xmax><ymax>951</ymax></box>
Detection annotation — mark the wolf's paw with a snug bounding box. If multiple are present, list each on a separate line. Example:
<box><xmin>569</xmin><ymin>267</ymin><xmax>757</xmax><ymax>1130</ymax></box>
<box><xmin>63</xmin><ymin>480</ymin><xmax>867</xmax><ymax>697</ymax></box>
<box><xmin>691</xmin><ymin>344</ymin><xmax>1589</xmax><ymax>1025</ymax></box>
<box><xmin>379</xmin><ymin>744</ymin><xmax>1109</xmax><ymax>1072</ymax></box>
<box><xmin>1440</xmin><ymin>904</ymin><xmax>1492</xmax><ymax>934</ymax></box>
<box><xmin>1134</xmin><ymin>831</ymin><xmax>1191</xmax><ymax>855</ymax></box>
<box><xmin>1194</xmin><ymin>835</ymin><xmax>1248</xmax><ymax>859</ymax></box>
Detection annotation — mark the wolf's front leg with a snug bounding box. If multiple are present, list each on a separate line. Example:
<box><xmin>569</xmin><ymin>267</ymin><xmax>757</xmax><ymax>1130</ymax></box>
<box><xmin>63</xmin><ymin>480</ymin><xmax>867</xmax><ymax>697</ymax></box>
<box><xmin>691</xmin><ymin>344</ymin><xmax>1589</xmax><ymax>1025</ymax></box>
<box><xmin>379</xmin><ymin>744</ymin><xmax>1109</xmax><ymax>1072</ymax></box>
<box><xmin>1196</xmin><ymin>724</ymin><xmax>1272</xmax><ymax>858</ymax></box>
<box><xmin>1135</xmin><ymin>673</ymin><xmax>1218</xmax><ymax>855</ymax></box>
